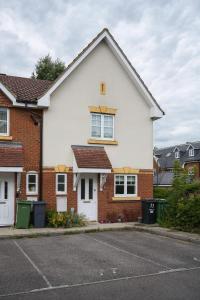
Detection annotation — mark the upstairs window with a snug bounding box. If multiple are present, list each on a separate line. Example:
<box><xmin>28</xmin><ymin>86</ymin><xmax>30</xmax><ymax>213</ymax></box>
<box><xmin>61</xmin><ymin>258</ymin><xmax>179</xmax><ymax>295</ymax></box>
<box><xmin>0</xmin><ymin>108</ymin><xmax>9</xmax><ymax>136</ymax></box>
<box><xmin>189</xmin><ymin>148</ymin><xmax>194</xmax><ymax>157</ymax></box>
<box><xmin>175</xmin><ymin>151</ymin><xmax>180</xmax><ymax>159</ymax></box>
<box><xmin>91</xmin><ymin>113</ymin><xmax>114</xmax><ymax>140</ymax></box>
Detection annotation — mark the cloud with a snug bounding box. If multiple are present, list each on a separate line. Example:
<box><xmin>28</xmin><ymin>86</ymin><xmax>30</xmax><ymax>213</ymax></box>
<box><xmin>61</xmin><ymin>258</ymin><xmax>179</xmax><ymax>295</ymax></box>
<box><xmin>0</xmin><ymin>0</ymin><xmax>199</xmax><ymax>147</ymax></box>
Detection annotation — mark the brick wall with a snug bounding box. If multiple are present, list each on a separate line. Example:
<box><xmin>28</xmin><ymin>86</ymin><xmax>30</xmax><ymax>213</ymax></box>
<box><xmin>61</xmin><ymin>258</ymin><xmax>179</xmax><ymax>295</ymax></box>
<box><xmin>98</xmin><ymin>173</ymin><xmax>153</xmax><ymax>222</ymax></box>
<box><xmin>0</xmin><ymin>90</ymin><xmax>41</xmax><ymax>199</ymax></box>
<box><xmin>185</xmin><ymin>162</ymin><xmax>200</xmax><ymax>178</ymax></box>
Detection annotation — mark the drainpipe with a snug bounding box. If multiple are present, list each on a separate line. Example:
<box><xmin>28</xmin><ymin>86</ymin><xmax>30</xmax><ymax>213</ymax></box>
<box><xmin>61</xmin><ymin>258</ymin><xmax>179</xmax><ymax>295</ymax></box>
<box><xmin>23</xmin><ymin>101</ymin><xmax>43</xmax><ymax>201</ymax></box>
<box><xmin>39</xmin><ymin>114</ymin><xmax>43</xmax><ymax>201</ymax></box>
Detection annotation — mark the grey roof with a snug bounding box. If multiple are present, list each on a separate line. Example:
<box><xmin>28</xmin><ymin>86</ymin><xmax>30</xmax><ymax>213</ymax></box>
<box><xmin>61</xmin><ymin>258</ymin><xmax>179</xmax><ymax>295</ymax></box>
<box><xmin>154</xmin><ymin>141</ymin><xmax>200</xmax><ymax>169</ymax></box>
<box><xmin>153</xmin><ymin>171</ymin><xmax>174</xmax><ymax>186</ymax></box>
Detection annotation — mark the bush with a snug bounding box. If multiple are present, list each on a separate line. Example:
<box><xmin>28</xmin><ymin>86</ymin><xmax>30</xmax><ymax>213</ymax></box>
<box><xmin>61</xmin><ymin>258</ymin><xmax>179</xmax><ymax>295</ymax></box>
<box><xmin>153</xmin><ymin>187</ymin><xmax>171</xmax><ymax>199</ymax></box>
<box><xmin>47</xmin><ymin>211</ymin><xmax>87</xmax><ymax>228</ymax></box>
<box><xmin>158</xmin><ymin>161</ymin><xmax>200</xmax><ymax>232</ymax></box>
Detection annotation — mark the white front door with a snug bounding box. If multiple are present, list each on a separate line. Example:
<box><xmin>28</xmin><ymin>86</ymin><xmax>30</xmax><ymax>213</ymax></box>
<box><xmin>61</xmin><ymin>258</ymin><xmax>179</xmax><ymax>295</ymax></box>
<box><xmin>0</xmin><ymin>173</ymin><xmax>15</xmax><ymax>226</ymax></box>
<box><xmin>78</xmin><ymin>174</ymin><xmax>98</xmax><ymax>221</ymax></box>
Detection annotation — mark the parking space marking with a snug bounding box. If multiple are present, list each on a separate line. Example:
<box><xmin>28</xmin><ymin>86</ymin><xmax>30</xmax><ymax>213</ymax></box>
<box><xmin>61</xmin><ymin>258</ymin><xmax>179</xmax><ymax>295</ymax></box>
<box><xmin>0</xmin><ymin>265</ymin><xmax>200</xmax><ymax>298</ymax></box>
<box><xmin>86</xmin><ymin>235</ymin><xmax>171</xmax><ymax>270</ymax></box>
<box><xmin>13</xmin><ymin>241</ymin><xmax>52</xmax><ymax>288</ymax></box>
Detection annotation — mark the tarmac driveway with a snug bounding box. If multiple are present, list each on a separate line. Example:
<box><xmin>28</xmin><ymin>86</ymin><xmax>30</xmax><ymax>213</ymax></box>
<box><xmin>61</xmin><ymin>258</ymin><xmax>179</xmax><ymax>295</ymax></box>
<box><xmin>0</xmin><ymin>230</ymin><xmax>199</xmax><ymax>299</ymax></box>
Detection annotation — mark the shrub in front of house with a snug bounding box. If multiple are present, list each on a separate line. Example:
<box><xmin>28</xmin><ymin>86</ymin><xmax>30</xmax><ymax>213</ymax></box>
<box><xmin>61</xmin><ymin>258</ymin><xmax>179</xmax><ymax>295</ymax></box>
<box><xmin>47</xmin><ymin>211</ymin><xmax>87</xmax><ymax>228</ymax></box>
<box><xmin>153</xmin><ymin>186</ymin><xmax>171</xmax><ymax>199</ymax></box>
<box><xmin>159</xmin><ymin>161</ymin><xmax>200</xmax><ymax>232</ymax></box>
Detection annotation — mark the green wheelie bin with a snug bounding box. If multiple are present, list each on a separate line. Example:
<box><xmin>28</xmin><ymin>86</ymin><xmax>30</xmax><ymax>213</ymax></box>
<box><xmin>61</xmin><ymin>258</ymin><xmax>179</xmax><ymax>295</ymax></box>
<box><xmin>16</xmin><ymin>200</ymin><xmax>32</xmax><ymax>229</ymax></box>
<box><xmin>156</xmin><ymin>199</ymin><xmax>167</xmax><ymax>222</ymax></box>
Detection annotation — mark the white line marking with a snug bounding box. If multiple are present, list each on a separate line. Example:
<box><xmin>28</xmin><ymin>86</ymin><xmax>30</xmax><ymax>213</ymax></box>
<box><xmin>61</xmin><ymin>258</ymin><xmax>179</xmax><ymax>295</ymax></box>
<box><xmin>86</xmin><ymin>235</ymin><xmax>171</xmax><ymax>270</ymax></box>
<box><xmin>0</xmin><ymin>266</ymin><xmax>200</xmax><ymax>298</ymax></box>
<box><xmin>13</xmin><ymin>241</ymin><xmax>52</xmax><ymax>288</ymax></box>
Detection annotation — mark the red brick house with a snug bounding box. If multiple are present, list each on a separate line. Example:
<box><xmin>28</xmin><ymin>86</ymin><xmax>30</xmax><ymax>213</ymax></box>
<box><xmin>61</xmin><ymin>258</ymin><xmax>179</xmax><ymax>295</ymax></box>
<box><xmin>0</xmin><ymin>29</ymin><xmax>164</xmax><ymax>225</ymax></box>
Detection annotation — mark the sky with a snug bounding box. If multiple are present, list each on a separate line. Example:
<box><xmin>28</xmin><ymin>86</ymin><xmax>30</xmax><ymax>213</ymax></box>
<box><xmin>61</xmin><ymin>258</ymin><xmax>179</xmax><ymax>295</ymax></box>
<box><xmin>0</xmin><ymin>0</ymin><xmax>199</xmax><ymax>148</ymax></box>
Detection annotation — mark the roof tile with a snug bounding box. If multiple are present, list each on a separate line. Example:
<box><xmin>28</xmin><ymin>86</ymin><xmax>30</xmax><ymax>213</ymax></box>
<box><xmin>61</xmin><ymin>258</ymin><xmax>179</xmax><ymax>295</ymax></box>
<box><xmin>72</xmin><ymin>145</ymin><xmax>112</xmax><ymax>169</ymax></box>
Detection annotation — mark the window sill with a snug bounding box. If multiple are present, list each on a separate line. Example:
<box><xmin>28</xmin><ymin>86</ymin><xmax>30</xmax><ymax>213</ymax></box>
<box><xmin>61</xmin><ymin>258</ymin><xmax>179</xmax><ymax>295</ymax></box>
<box><xmin>112</xmin><ymin>196</ymin><xmax>141</xmax><ymax>201</ymax></box>
<box><xmin>0</xmin><ymin>135</ymin><xmax>13</xmax><ymax>141</ymax></box>
<box><xmin>88</xmin><ymin>139</ymin><xmax>118</xmax><ymax>145</ymax></box>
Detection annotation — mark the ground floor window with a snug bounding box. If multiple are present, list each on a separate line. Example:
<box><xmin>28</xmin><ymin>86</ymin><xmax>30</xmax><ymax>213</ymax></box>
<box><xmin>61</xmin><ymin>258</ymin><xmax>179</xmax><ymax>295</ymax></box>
<box><xmin>56</xmin><ymin>174</ymin><xmax>67</xmax><ymax>195</ymax></box>
<box><xmin>114</xmin><ymin>174</ymin><xmax>137</xmax><ymax>197</ymax></box>
<box><xmin>26</xmin><ymin>172</ymin><xmax>38</xmax><ymax>195</ymax></box>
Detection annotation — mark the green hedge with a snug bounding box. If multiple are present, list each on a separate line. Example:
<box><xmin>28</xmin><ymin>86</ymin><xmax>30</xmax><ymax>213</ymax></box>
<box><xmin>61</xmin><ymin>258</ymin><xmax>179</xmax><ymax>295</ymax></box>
<box><xmin>158</xmin><ymin>161</ymin><xmax>200</xmax><ymax>232</ymax></box>
<box><xmin>153</xmin><ymin>187</ymin><xmax>171</xmax><ymax>199</ymax></box>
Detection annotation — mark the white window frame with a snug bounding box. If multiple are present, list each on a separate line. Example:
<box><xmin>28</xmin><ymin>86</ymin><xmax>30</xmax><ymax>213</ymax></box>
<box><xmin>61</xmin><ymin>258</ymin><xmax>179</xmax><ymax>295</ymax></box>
<box><xmin>189</xmin><ymin>148</ymin><xmax>194</xmax><ymax>157</ymax></box>
<box><xmin>175</xmin><ymin>151</ymin><xmax>180</xmax><ymax>159</ymax></box>
<box><xmin>114</xmin><ymin>174</ymin><xmax>137</xmax><ymax>197</ymax></box>
<box><xmin>0</xmin><ymin>108</ymin><xmax>9</xmax><ymax>136</ymax></box>
<box><xmin>91</xmin><ymin>113</ymin><xmax>114</xmax><ymax>140</ymax></box>
<box><xmin>26</xmin><ymin>172</ymin><xmax>38</xmax><ymax>195</ymax></box>
<box><xmin>56</xmin><ymin>173</ymin><xmax>67</xmax><ymax>195</ymax></box>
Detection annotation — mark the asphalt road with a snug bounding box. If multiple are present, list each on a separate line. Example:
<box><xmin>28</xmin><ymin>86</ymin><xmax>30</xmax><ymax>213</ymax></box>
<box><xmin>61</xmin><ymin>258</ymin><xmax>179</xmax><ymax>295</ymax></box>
<box><xmin>0</xmin><ymin>230</ymin><xmax>199</xmax><ymax>299</ymax></box>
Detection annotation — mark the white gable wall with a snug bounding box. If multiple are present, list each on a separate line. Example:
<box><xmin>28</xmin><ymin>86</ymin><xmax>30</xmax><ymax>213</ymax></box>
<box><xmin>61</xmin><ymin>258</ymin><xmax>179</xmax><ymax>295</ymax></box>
<box><xmin>43</xmin><ymin>41</ymin><xmax>153</xmax><ymax>169</ymax></box>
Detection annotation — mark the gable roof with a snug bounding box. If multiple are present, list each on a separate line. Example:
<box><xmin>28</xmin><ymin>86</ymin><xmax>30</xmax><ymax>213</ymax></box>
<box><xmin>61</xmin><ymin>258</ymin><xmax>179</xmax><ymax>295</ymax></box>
<box><xmin>38</xmin><ymin>28</ymin><xmax>164</xmax><ymax>119</ymax></box>
<box><xmin>0</xmin><ymin>74</ymin><xmax>52</xmax><ymax>104</ymax></box>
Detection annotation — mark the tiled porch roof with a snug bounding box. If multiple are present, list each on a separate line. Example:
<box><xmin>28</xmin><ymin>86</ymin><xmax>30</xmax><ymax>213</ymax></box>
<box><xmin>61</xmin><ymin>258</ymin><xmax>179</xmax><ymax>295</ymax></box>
<box><xmin>0</xmin><ymin>142</ymin><xmax>24</xmax><ymax>167</ymax></box>
<box><xmin>72</xmin><ymin>145</ymin><xmax>112</xmax><ymax>169</ymax></box>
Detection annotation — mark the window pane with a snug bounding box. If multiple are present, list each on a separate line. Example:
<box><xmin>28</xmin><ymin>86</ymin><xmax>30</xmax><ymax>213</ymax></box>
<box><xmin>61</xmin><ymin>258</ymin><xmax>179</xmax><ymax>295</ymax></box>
<box><xmin>103</xmin><ymin>115</ymin><xmax>113</xmax><ymax>139</ymax></box>
<box><xmin>91</xmin><ymin>114</ymin><xmax>101</xmax><ymax>138</ymax></box>
<box><xmin>4</xmin><ymin>181</ymin><xmax>8</xmax><ymax>200</ymax></box>
<box><xmin>0</xmin><ymin>109</ymin><xmax>8</xmax><ymax>135</ymax></box>
<box><xmin>89</xmin><ymin>178</ymin><xmax>93</xmax><ymax>200</ymax></box>
<box><xmin>92</xmin><ymin>114</ymin><xmax>101</xmax><ymax>126</ymax></box>
<box><xmin>104</xmin><ymin>127</ymin><xmax>113</xmax><ymax>138</ymax></box>
<box><xmin>115</xmin><ymin>175</ymin><xmax>124</xmax><ymax>194</ymax></box>
<box><xmin>127</xmin><ymin>176</ymin><xmax>135</xmax><ymax>195</ymax></box>
<box><xmin>0</xmin><ymin>121</ymin><xmax>7</xmax><ymax>134</ymax></box>
<box><xmin>0</xmin><ymin>109</ymin><xmax>7</xmax><ymax>121</ymax></box>
<box><xmin>28</xmin><ymin>183</ymin><xmax>36</xmax><ymax>192</ymax></box>
<box><xmin>116</xmin><ymin>185</ymin><xmax>124</xmax><ymax>194</ymax></box>
<box><xmin>92</xmin><ymin>126</ymin><xmax>101</xmax><ymax>137</ymax></box>
<box><xmin>58</xmin><ymin>183</ymin><xmax>65</xmax><ymax>192</ymax></box>
<box><xmin>104</xmin><ymin>115</ymin><xmax>113</xmax><ymax>127</ymax></box>
<box><xmin>58</xmin><ymin>174</ymin><xmax>65</xmax><ymax>184</ymax></box>
<box><xmin>28</xmin><ymin>175</ymin><xmax>36</xmax><ymax>184</ymax></box>
<box><xmin>81</xmin><ymin>179</ymin><xmax>85</xmax><ymax>200</ymax></box>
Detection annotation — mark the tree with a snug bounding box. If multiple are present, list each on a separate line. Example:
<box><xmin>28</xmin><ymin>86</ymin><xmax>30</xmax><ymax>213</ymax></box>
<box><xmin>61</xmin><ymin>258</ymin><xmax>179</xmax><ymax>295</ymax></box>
<box><xmin>32</xmin><ymin>54</ymin><xmax>65</xmax><ymax>81</ymax></box>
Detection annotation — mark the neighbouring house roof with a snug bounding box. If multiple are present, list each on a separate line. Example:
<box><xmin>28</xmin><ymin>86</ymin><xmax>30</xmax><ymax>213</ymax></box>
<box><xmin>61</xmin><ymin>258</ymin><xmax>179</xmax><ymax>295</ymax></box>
<box><xmin>0</xmin><ymin>142</ymin><xmax>24</xmax><ymax>167</ymax></box>
<box><xmin>0</xmin><ymin>74</ymin><xmax>52</xmax><ymax>104</ymax></box>
<box><xmin>72</xmin><ymin>145</ymin><xmax>112</xmax><ymax>169</ymax></box>
<box><xmin>153</xmin><ymin>171</ymin><xmax>174</xmax><ymax>186</ymax></box>
<box><xmin>154</xmin><ymin>141</ymin><xmax>200</xmax><ymax>169</ymax></box>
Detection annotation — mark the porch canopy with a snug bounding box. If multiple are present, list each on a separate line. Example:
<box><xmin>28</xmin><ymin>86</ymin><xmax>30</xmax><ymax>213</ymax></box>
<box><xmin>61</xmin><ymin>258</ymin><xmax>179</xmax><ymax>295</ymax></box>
<box><xmin>72</xmin><ymin>145</ymin><xmax>112</xmax><ymax>173</ymax></box>
<box><xmin>72</xmin><ymin>145</ymin><xmax>112</xmax><ymax>191</ymax></box>
<box><xmin>0</xmin><ymin>142</ymin><xmax>24</xmax><ymax>172</ymax></box>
